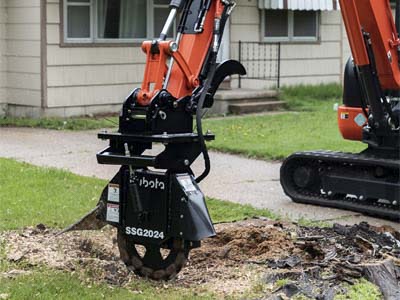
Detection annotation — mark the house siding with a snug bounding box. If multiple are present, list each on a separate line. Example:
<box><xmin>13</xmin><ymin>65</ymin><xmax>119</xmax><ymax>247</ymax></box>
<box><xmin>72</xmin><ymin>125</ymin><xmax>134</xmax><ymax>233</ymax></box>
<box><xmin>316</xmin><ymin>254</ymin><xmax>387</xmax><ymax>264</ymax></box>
<box><xmin>44</xmin><ymin>0</ymin><xmax>348</xmax><ymax>117</ymax></box>
<box><xmin>2</xmin><ymin>0</ymin><xmax>352</xmax><ymax>117</ymax></box>
<box><xmin>0</xmin><ymin>1</ymin><xmax>7</xmax><ymax>115</ymax></box>
<box><xmin>230</xmin><ymin>0</ymin><xmax>349</xmax><ymax>88</ymax></box>
<box><xmin>44</xmin><ymin>0</ymin><xmax>144</xmax><ymax>117</ymax></box>
<box><xmin>3</xmin><ymin>0</ymin><xmax>41</xmax><ymax>116</ymax></box>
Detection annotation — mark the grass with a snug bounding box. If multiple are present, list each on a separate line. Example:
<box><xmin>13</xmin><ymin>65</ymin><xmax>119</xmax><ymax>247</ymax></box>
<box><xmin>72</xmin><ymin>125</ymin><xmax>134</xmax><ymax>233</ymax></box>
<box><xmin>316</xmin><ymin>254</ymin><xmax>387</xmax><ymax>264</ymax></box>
<box><xmin>0</xmin><ymin>158</ymin><xmax>105</xmax><ymax>231</ymax></box>
<box><xmin>204</xmin><ymin>104</ymin><xmax>365</xmax><ymax>160</ymax></box>
<box><xmin>295</xmin><ymin>217</ymin><xmax>331</xmax><ymax>228</ymax></box>
<box><xmin>0</xmin><ymin>270</ymin><xmax>135</xmax><ymax>300</ymax></box>
<box><xmin>275</xmin><ymin>278</ymin><xmax>291</xmax><ymax>288</ymax></box>
<box><xmin>0</xmin><ymin>158</ymin><xmax>383</xmax><ymax>299</ymax></box>
<box><xmin>335</xmin><ymin>279</ymin><xmax>382</xmax><ymax>300</ymax></box>
<box><xmin>0</xmin><ymin>116</ymin><xmax>118</xmax><ymax>131</ymax></box>
<box><xmin>0</xmin><ymin>267</ymin><xmax>382</xmax><ymax>300</ymax></box>
<box><xmin>0</xmin><ymin>84</ymin><xmax>366</xmax><ymax>160</ymax></box>
<box><xmin>267</xmin><ymin>278</ymin><xmax>382</xmax><ymax>300</ymax></box>
<box><xmin>203</xmin><ymin>84</ymin><xmax>366</xmax><ymax>160</ymax></box>
<box><xmin>207</xmin><ymin>198</ymin><xmax>277</xmax><ymax>223</ymax></box>
<box><xmin>281</xmin><ymin>83</ymin><xmax>343</xmax><ymax>111</ymax></box>
<box><xmin>0</xmin><ymin>157</ymin><xmax>275</xmax><ymax>299</ymax></box>
<box><xmin>0</xmin><ymin>84</ymin><xmax>377</xmax><ymax>299</ymax></box>
<box><xmin>0</xmin><ymin>158</ymin><xmax>276</xmax><ymax>231</ymax></box>
<box><xmin>0</xmin><ymin>268</ymin><xmax>215</xmax><ymax>300</ymax></box>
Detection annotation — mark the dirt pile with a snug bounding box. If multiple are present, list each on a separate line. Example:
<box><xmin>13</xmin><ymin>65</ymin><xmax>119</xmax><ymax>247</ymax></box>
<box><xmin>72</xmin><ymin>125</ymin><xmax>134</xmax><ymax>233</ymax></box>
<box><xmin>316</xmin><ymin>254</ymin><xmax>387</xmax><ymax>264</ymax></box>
<box><xmin>1</xmin><ymin>219</ymin><xmax>399</xmax><ymax>299</ymax></box>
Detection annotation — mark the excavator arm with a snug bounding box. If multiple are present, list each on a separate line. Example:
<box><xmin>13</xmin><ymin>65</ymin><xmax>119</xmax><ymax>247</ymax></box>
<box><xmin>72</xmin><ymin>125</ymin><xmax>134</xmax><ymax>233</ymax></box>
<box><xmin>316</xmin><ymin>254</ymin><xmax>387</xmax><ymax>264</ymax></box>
<box><xmin>65</xmin><ymin>0</ymin><xmax>246</xmax><ymax>281</ymax></box>
<box><xmin>339</xmin><ymin>0</ymin><xmax>400</xmax><ymax>145</ymax></box>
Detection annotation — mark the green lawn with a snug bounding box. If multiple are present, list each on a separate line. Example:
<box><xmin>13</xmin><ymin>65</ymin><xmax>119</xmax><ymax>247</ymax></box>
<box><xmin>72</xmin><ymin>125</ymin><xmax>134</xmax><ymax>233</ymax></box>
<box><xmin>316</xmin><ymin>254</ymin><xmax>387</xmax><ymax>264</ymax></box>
<box><xmin>0</xmin><ymin>270</ymin><xmax>135</xmax><ymax>300</ymax></box>
<box><xmin>0</xmin><ymin>157</ymin><xmax>381</xmax><ymax>299</ymax></box>
<box><xmin>204</xmin><ymin>100</ymin><xmax>365</xmax><ymax>160</ymax></box>
<box><xmin>0</xmin><ymin>157</ymin><xmax>275</xmax><ymax>299</ymax></box>
<box><xmin>335</xmin><ymin>279</ymin><xmax>382</xmax><ymax>300</ymax></box>
<box><xmin>0</xmin><ymin>116</ymin><xmax>118</xmax><ymax>131</ymax></box>
<box><xmin>0</xmin><ymin>268</ymin><xmax>215</xmax><ymax>300</ymax></box>
<box><xmin>203</xmin><ymin>84</ymin><xmax>365</xmax><ymax>160</ymax></box>
<box><xmin>0</xmin><ymin>158</ymin><xmax>105</xmax><ymax>231</ymax></box>
<box><xmin>0</xmin><ymin>158</ymin><xmax>276</xmax><ymax>231</ymax></box>
<box><xmin>0</xmin><ymin>84</ymin><xmax>366</xmax><ymax>160</ymax></box>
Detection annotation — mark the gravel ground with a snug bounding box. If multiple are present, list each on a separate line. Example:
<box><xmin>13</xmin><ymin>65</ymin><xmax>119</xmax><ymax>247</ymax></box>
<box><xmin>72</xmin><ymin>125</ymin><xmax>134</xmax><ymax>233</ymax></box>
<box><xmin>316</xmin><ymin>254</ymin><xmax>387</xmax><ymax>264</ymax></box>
<box><xmin>0</xmin><ymin>127</ymin><xmax>398</xmax><ymax>229</ymax></box>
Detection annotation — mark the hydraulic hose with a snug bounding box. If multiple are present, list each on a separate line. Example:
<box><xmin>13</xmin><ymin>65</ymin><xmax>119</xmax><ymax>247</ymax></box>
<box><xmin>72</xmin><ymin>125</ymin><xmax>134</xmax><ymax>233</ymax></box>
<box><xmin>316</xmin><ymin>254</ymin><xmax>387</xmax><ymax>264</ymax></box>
<box><xmin>195</xmin><ymin>54</ymin><xmax>216</xmax><ymax>183</ymax></box>
<box><xmin>195</xmin><ymin>5</ymin><xmax>230</xmax><ymax>183</ymax></box>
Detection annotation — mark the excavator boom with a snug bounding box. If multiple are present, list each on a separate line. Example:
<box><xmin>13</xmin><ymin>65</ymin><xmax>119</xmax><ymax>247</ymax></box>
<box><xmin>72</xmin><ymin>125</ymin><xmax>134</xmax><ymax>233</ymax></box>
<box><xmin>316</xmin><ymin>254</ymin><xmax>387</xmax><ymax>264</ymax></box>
<box><xmin>64</xmin><ymin>0</ymin><xmax>246</xmax><ymax>280</ymax></box>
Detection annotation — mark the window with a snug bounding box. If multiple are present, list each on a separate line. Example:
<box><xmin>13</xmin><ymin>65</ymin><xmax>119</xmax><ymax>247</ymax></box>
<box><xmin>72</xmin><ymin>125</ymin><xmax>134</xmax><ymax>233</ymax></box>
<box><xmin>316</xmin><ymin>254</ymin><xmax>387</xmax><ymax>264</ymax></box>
<box><xmin>64</xmin><ymin>0</ymin><xmax>174</xmax><ymax>43</ymax></box>
<box><xmin>66</xmin><ymin>0</ymin><xmax>91</xmax><ymax>39</ymax></box>
<box><xmin>262</xmin><ymin>9</ymin><xmax>319</xmax><ymax>42</ymax></box>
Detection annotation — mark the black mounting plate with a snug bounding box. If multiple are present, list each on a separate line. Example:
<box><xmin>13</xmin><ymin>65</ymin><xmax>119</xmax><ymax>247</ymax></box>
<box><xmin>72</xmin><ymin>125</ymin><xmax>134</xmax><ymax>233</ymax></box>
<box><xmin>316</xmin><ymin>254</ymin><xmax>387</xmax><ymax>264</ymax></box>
<box><xmin>98</xmin><ymin>132</ymin><xmax>215</xmax><ymax>144</ymax></box>
<box><xmin>97</xmin><ymin>148</ymin><xmax>156</xmax><ymax>166</ymax></box>
<box><xmin>97</xmin><ymin>132</ymin><xmax>215</xmax><ymax>169</ymax></box>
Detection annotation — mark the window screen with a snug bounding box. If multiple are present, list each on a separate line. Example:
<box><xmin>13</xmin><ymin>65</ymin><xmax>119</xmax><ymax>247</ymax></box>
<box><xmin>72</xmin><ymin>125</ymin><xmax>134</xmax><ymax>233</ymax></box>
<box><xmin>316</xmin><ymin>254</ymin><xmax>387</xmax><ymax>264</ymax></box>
<box><xmin>67</xmin><ymin>0</ymin><xmax>91</xmax><ymax>38</ymax></box>
<box><xmin>97</xmin><ymin>0</ymin><xmax>147</xmax><ymax>39</ymax></box>
<box><xmin>264</xmin><ymin>10</ymin><xmax>288</xmax><ymax>38</ymax></box>
<box><xmin>65</xmin><ymin>0</ymin><xmax>176</xmax><ymax>42</ymax></box>
<box><xmin>293</xmin><ymin>11</ymin><xmax>317</xmax><ymax>37</ymax></box>
<box><xmin>153</xmin><ymin>0</ymin><xmax>174</xmax><ymax>37</ymax></box>
<box><xmin>263</xmin><ymin>9</ymin><xmax>318</xmax><ymax>41</ymax></box>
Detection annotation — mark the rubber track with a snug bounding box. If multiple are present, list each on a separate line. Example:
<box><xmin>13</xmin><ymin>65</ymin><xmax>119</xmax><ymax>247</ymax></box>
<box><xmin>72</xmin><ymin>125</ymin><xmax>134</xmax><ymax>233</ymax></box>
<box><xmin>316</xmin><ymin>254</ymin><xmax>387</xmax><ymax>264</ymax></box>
<box><xmin>281</xmin><ymin>150</ymin><xmax>400</xmax><ymax>221</ymax></box>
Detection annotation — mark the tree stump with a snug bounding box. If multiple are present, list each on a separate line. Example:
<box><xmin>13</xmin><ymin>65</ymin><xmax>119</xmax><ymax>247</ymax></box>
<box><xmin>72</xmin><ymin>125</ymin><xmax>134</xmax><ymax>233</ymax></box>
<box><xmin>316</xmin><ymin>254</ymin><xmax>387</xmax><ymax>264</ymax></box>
<box><xmin>362</xmin><ymin>259</ymin><xmax>400</xmax><ymax>300</ymax></box>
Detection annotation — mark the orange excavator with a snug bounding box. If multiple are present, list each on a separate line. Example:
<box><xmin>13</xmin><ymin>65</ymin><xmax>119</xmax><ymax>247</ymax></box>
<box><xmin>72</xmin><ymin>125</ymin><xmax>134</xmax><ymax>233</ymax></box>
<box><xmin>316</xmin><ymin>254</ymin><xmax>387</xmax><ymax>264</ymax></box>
<box><xmin>67</xmin><ymin>0</ymin><xmax>399</xmax><ymax>280</ymax></box>
<box><xmin>281</xmin><ymin>0</ymin><xmax>399</xmax><ymax>222</ymax></box>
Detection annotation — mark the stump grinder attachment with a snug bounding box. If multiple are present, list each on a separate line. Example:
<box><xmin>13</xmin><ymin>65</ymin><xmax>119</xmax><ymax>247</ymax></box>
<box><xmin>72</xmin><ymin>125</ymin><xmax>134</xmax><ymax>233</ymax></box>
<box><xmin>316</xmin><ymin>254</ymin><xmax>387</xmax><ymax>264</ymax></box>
<box><xmin>63</xmin><ymin>0</ymin><xmax>245</xmax><ymax>280</ymax></box>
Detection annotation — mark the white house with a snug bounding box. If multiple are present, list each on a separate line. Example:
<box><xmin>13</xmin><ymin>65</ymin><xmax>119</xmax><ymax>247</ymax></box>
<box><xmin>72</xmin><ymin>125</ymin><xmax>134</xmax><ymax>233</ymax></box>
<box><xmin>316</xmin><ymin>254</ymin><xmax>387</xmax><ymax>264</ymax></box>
<box><xmin>0</xmin><ymin>0</ymin><xmax>350</xmax><ymax>118</ymax></box>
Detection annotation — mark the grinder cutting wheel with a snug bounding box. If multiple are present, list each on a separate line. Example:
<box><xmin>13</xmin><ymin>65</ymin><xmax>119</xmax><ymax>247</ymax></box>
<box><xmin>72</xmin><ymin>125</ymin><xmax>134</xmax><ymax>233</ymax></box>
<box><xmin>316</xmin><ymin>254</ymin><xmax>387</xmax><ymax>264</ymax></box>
<box><xmin>64</xmin><ymin>0</ymin><xmax>246</xmax><ymax>280</ymax></box>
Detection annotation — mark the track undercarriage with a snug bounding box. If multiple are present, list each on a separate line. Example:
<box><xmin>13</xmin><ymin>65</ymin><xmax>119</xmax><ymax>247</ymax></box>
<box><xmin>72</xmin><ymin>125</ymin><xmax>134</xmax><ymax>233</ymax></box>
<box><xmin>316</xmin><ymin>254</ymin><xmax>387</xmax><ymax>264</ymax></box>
<box><xmin>280</xmin><ymin>149</ymin><xmax>400</xmax><ymax>221</ymax></box>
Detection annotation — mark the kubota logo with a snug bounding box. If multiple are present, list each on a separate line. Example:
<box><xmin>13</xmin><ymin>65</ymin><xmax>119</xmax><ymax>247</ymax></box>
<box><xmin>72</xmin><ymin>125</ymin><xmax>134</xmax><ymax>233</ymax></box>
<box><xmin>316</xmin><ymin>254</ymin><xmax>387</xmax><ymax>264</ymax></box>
<box><xmin>138</xmin><ymin>177</ymin><xmax>165</xmax><ymax>190</ymax></box>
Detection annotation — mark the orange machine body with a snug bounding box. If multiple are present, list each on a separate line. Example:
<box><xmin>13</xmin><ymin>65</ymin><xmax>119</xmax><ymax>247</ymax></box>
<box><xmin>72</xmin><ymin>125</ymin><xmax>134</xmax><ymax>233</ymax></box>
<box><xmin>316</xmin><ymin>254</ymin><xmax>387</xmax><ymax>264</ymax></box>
<box><xmin>339</xmin><ymin>0</ymin><xmax>400</xmax><ymax>90</ymax></box>
<box><xmin>137</xmin><ymin>1</ymin><xmax>225</xmax><ymax>106</ymax></box>
<box><xmin>338</xmin><ymin>0</ymin><xmax>400</xmax><ymax>141</ymax></box>
<box><xmin>338</xmin><ymin>105</ymin><xmax>368</xmax><ymax>141</ymax></box>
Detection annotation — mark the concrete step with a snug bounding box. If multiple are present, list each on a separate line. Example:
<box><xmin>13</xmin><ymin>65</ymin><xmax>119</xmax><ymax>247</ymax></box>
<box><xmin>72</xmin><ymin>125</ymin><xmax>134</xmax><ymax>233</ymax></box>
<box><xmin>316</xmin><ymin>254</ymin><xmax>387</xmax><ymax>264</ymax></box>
<box><xmin>214</xmin><ymin>89</ymin><xmax>279</xmax><ymax>101</ymax></box>
<box><xmin>229</xmin><ymin>100</ymin><xmax>286</xmax><ymax>115</ymax></box>
<box><xmin>218</xmin><ymin>79</ymin><xmax>232</xmax><ymax>90</ymax></box>
<box><xmin>209</xmin><ymin>88</ymin><xmax>282</xmax><ymax>115</ymax></box>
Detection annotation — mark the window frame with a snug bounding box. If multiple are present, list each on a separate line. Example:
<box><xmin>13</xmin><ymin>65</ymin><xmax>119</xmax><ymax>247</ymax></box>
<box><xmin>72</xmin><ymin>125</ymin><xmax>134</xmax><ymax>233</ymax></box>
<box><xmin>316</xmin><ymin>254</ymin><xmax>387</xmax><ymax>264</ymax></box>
<box><xmin>64</xmin><ymin>0</ymin><xmax>94</xmax><ymax>43</ymax></box>
<box><xmin>261</xmin><ymin>9</ymin><xmax>320</xmax><ymax>43</ymax></box>
<box><xmin>63</xmin><ymin>0</ymin><xmax>173</xmax><ymax>44</ymax></box>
